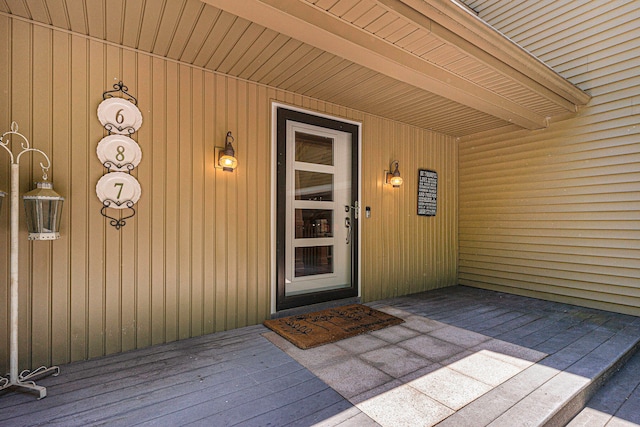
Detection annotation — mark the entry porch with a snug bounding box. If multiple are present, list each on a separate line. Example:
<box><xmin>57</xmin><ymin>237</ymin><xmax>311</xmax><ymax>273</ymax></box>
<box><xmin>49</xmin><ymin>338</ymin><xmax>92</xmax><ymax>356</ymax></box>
<box><xmin>2</xmin><ymin>286</ymin><xmax>639</xmax><ymax>426</ymax></box>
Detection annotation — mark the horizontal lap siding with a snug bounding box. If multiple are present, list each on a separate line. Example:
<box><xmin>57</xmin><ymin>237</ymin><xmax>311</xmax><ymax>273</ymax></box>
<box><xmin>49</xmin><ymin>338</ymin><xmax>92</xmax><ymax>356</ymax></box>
<box><xmin>0</xmin><ymin>16</ymin><xmax>457</xmax><ymax>372</ymax></box>
<box><xmin>459</xmin><ymin>0</ymin><xmax>640</xmax><ymax>315</ymax></box>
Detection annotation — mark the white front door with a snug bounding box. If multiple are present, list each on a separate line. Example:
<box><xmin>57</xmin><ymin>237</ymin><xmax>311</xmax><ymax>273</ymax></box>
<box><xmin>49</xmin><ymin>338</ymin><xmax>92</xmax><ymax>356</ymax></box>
<box><xmin>284</xmin><ymin>121</ymin><xmax>352</xmax><ymax>296</ymax></box>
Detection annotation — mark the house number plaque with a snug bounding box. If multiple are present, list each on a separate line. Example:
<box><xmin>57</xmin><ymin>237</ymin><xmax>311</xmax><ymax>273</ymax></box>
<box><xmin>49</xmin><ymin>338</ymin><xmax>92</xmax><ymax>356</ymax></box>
<box><xmin>97</xmin><ymin>96</ymin><xmax>143</xmax><ymax>135</ymax></box>
<box><xmin>96</xmin><ymin>134</ymin><xmax>142</xmax><ymax>171</ymax></box>
<box><xmin>96</xmin><ymin>81</ymin><xmax>143</xmax><ymax>229</ymax></box>
<box><xmin>96</xmin><ymin>172</ymin><xmax>142</xmax><ymax>208</ymax></box>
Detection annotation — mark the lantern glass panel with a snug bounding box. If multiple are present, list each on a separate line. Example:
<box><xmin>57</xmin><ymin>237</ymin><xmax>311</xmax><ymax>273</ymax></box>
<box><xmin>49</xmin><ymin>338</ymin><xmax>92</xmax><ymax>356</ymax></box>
<box><xmin>24</xmin><ymin>199</ymin><xmax>63</xmax><ymax>235</ymax></box>
<box><xmin>22</xmin><ymin>182</ymin><xmax>64</xmax><ymax>240</ymax></box>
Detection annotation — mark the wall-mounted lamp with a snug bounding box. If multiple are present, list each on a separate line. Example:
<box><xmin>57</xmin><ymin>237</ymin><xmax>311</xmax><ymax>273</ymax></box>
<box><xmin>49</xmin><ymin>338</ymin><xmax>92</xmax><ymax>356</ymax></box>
<box><xmin>385</xmin><ymin>160</ymin><xmax>403</xmax><ymax>188</ymax></box>
<box><xmin>0</xmin><ymin>190</ymin><xmax>5</xmax><ymax>212</ymax></box>
<box><xmin>215</xmin><ymin>131</ymin><xmax>238</xmax><ymax>172</ymax></box>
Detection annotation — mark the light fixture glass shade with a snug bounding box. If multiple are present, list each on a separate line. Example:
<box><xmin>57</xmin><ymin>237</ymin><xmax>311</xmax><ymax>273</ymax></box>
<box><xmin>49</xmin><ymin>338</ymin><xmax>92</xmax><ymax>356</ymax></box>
<box><xmin>218</xmin><ymin>131</ymin><xmax>238</xmax><ymax>172</ymax></box>
<box><xmin>389</xmin><ymin>174</ymin><xmax>403</xmax><ymax>187</ymax></box>
<box><xmin>386</xmin><ymin>161</ymin><xmax>403</xmax><ymax>188</ymax></box>
<box><xmin>218</xmin><ymin>151</ymin><xmax>237</xmax><ymax>171</ymax></box>
<box><xmin>23</xmin><ymin>181</ymin><xmax>64</xmax><ymax>240</ymax></box>
<box><xmin>0</xmin><ymin>190</ymin><xmax>5</xmax><ymax>213</ymax></box>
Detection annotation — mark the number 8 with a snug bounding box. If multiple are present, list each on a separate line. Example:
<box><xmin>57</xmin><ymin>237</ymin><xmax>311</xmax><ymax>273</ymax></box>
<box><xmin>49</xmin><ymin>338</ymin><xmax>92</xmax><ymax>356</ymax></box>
<box><xmin>115</xmin><ymin>146</ymin><xmax>126</xmax><ymax>162</ymax></box>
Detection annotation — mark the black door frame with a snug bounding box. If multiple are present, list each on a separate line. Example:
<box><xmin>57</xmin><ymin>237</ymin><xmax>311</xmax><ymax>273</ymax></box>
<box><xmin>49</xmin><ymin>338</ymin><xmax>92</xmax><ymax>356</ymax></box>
<box><xmin>276</xmin><ymin>107</ymin><xmax>359</xmax><ymax>311</ymax></box>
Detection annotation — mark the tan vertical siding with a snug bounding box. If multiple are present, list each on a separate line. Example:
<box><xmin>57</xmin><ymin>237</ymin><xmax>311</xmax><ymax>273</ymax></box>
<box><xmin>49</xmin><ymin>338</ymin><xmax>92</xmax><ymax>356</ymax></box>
<box><xmin>459</xmin><ymin>0</ymin><xmax>640</xmax><ymax>315</ymax></box>
<box><xmin>360</xmin><ymin>117</ymin><xmax>458</xmax><ymax>302</ymax></box>
<box><xmin>0</xmin><ymin>16</ymin><xmax>457</xmax><ymax>372</ymax></box>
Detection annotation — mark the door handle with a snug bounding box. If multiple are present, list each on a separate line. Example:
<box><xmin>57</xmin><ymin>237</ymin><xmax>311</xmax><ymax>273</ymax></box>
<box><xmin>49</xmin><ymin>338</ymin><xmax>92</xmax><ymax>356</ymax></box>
<box><xmin>345</xmin><ymin>217</ymin><xmax>351</xmax><ymax>245</ymax></box>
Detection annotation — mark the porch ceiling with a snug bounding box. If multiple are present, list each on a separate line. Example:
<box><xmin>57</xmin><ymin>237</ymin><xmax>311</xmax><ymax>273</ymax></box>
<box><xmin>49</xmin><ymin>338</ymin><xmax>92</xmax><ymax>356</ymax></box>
<box><xmin>1</xmin><ymin>0</ymin><xmax>589</xmax><ymax>137</ymax></box>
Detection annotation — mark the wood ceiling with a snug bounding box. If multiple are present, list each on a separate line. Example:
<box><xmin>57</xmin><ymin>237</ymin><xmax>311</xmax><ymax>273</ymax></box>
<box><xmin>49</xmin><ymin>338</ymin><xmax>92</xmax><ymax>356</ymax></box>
<box><xmin>0</xmin><ymin>0</ymin><xmax>589</xmax><ymax>137</ymax></box>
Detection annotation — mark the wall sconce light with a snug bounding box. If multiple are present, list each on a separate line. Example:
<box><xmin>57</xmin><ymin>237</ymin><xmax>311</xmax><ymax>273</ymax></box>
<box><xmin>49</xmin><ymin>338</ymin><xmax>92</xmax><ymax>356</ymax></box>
<box><xmin>0</xmin><ymin>190</ymin><xmax>5</xmax><ymax>212</ymax></box>
<box><xmin>385</xmin><ymin>160</ymin><xmax>403</xmax><ymax>188</ymax></box>
<box><xmin>215</xmin><ymin>131</ymin><xmax>238</xmax><ymax>172</ymax></box>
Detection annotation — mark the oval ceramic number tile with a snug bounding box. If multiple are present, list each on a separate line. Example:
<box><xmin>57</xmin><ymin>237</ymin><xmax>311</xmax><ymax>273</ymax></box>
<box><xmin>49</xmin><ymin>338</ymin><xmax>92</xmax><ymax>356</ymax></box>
<box><xmin>97</xmin><ymin>97</ymin><xmax>143</xmax><ymax>135</ymax></box>
<box><xmin>96</xmin><ymin>134</ymin><xmax>142</xmax><ymax>171</ymax></box>
<box><xmin>96</xmin><ymin>172</ymin><xmax>142</xmax><ymax>209</ymax></box>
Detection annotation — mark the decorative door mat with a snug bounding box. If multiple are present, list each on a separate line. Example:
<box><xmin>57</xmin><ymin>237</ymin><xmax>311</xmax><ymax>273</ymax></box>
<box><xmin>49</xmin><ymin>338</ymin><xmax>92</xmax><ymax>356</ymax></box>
<box><xmin>263</xmin><ymin>304</ymin><xmax>404</xmax><ymax>349</ymax></box>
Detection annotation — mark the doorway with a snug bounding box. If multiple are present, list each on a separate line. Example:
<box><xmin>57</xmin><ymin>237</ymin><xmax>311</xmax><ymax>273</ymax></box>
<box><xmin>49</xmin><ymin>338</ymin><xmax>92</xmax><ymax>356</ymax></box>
<box><xmin>275</xmin><ymin>108</ymin><xmax>359</xmax><ymax>311</ymax></box>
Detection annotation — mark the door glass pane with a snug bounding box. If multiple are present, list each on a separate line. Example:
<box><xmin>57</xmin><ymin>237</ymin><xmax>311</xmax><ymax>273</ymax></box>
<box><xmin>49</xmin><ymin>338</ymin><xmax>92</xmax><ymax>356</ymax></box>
<box><xmin>295</xmin><ymin>171</ymin><xmax>333</xmax><ymax>201</ymax></box>
<box><xmin>295</xmin><ymin>246</ymin><xmax>333</xmax><ymax>277</ymax></box>
<box><xmin>295</xmin><ymin>132</ymin><xmax>333</xmax><ymax>165</ymax></box>
<box><xmin>295</xmin><ymin>209</ymin><xmax>333</xmax><ymax>238</ymax></box>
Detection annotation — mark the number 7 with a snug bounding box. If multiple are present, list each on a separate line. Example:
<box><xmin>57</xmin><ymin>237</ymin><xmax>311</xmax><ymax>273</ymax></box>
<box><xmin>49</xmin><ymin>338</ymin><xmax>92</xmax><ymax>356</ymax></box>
<box><xmin>114</xmin><ymin>182</ymin><xmax>124</xmax><ymax>199</ymax></box>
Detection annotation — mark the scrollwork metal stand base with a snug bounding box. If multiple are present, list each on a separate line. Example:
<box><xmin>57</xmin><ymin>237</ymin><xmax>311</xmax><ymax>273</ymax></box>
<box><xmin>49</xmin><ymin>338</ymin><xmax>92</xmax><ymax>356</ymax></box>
<box><xmin>0</xmin><ymin>366</ymin><xmax>60</xmax><ymax>399</ymax></box>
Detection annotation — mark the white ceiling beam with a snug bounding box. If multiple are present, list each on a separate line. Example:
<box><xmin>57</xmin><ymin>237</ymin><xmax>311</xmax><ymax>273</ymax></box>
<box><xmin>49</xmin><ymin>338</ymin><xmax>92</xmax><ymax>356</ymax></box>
<box><xmin>201</xmin><ymin>0</ymin><xmax>551</xmax><ymax>129</ymax></box>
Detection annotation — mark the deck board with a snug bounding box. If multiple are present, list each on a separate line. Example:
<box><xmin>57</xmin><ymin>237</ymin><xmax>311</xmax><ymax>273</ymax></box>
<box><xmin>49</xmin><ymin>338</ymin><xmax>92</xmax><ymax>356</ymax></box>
<box><xmin>1</xmin><ymin>325</ymin><xmax>363</xmax><ymax>427</ymax></box>
<box><xmin>2</xmin><ymin>286</ymin><xmax>639</xmax><ymax>427</ymax></box>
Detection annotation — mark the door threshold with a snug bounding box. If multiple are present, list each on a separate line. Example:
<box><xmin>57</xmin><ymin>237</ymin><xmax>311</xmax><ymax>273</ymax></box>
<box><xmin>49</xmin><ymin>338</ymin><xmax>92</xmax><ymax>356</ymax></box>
<box><xmin>270</xmin><ymin>297</ymin><xmax>361</xmax><ymax>319</ymax></box>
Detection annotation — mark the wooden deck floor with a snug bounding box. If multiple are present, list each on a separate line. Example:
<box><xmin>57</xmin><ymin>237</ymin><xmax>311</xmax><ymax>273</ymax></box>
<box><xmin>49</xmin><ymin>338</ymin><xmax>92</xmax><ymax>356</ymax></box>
<box><xmin>0</xmin><ymin>325</ymin><xmax>366</xmax><ymax>426</ymax></box>
<box><xmin>1</xmin><ymin>286</ymin><xmax>639</xmax><ymax>426</ymax></box>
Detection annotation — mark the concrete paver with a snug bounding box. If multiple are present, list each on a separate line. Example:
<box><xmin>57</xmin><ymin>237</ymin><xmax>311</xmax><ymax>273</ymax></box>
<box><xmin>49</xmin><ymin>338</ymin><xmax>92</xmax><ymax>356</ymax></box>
<box><xmin>409</xmin><ymin>367</ymin><xmax>492</xmax><ymax>410</ymax></box>
<box><xmin>360</xmin><ymin>345</ymin><xmax>433</xmax><ymax>378</ymax></box>
<box><xmin>315</xmin><ymin>357</ymin><xmax>393</xmax><ymax>399</ymax></box>
<box><xmin>264</xmin><ymin>305</ymin><xmax>550</xmax><ymax>427</ymax></box>
<box><xmin>368</xmin><ymin>324</ymin><xmax>420</xmax><ymax>343</ymax></box>
<box><xmin>446</xmin><ymin>350</ymin><xmax>524</xmax><ymax>386</ymax></box>
<box><xmin>397</xmin><ymin>334</ymin><xmax>466</xmax><ymax>362</ymax></box>
<box><xmin>356</xmin><ymin>383</ymin><xmax>453</xmax><ymax>427</ymax></box>
<box><xmin>2</xmin><ymin>285</ymin><xmax>638</xmax><ymax>426</ymax></box>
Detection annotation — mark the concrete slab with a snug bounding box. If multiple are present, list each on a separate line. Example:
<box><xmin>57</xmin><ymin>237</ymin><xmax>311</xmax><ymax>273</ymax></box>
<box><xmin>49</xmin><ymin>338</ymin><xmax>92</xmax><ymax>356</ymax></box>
<box><xmin>409</xmin><ymin>366</ymin><xmax>493</xmax><ymax>410</ymax></box>
<box><xmin>270</xmin><ymin>306</ymin><xmax>551</xmax><ymax>427</ymax></box>
<box><xmin>447</xmin><ymin>350</ymin><xmax>524</xmax><ymax>386</ymax></box>
<box><xmin>333</xmin><ymin>411</ymin><xmax>382</xmax><ymax>427</ymax></box>
<box><xmin>435</xmin><ymin>363</ymin><xmax>561</xmax><ymax>427</ymax></box>
<box><xmin>472</xmin><ymin>338</ymin><xmax>547</xmax><ymax>368</ymax></box>
<box><xmin>398</xmin><ymin>334</ymin><xmax>466</xmax><ymax>362</ymax></box>
<box><xmin>368</xmin><ymin>325</ymin><xmax>420</xmax><ymax>343</ymax></box>
<box><xmin>357</xmin><ymin>383</ymin><xmax>453</xmax><ymax>427</ymax></box>
<box><xmin>360</xmin><ymin>345</ymin><xmax>435</xmax><ymax>378</ymax></box>
<box><xmin>335</xmin><ymin>333</ymin><xmax>389</xmax><ymax>354</ymax></box>
<box><xmin>264</xmin><ymin>331</ymin><xmax>351</xmax><ymax>369</ymax></box>
<box><xmin>489</xmin><ymin>371</ymin><xmax>588</xmax><ymax>427</ymax></box>
<box><xmin>401</xmin><ymin>315</ymin><xmax>446</xmax><ymax>334</ymax></box>
<box><xmin>315</xmin><ymin>357</ymin><xmax>394</xmax><ymax>398</ymax></box>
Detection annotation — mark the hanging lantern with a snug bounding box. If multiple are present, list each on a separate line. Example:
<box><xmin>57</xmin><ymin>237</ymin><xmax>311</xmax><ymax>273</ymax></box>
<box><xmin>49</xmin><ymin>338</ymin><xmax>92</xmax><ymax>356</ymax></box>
<box><xmin>0</xmin><ymin>190</ymin><xmax>5</xmax><ymax>213</ymax></box>
<box><xmin>22</xmin><ymin>181</ymin><xmax>64</xmax><ymax>240</ymax></box>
